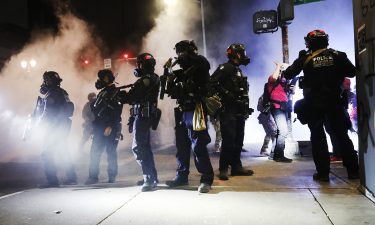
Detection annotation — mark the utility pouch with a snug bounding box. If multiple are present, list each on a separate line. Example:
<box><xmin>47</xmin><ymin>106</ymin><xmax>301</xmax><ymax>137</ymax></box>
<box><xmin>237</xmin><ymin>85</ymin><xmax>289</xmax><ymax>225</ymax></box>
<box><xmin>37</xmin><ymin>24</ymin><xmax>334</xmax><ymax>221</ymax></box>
<box><xmin>294</xmin><ymin>98</ymin><xmax>310</xmax><ymax>125</ymax></box>
<box><xmin>127</xmin><ymin>116</ymin><xmax>135</xmax><ymax>133</ymax></box>
<box><xmin>151</xmin><ymin>108</ymin><xmax>162</xmax><ymax>130</ymax></box>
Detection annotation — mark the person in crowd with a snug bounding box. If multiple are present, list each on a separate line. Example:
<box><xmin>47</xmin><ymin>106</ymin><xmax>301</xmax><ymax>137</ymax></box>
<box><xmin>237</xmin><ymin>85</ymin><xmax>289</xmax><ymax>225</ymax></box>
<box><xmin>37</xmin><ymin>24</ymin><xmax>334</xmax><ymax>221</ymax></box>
<box><xmin>266</xmin><ymin>63</ymin><xmax>293</xmax><ymax>163</ymax></box>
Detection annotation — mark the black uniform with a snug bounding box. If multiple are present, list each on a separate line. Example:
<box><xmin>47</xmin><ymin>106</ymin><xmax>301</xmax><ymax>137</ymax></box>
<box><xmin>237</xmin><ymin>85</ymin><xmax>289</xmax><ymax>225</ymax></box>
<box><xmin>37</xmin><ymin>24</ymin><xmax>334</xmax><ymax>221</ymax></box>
<box><xmin>283</xmin><ymin>48</ymin><xmax>359</xmax><ymax>178</ymax></box>
<box><xmin>40</xmin><ymin>86</ymin><xmax>76</xmax><ymax>186</ymax></box>
<box><xmin>87</xmin><ymin>84</ymin><xmax>125</xmax><ymax>183</ymax></box>
<box><xmin>166</xmin><ymin>54</ymin><xmax>214</xmax><ymax>187</ymax></box>
<box><xmin>210</xmin><ymin>61</ymin><xmax>252</xmax><ymax>174</ymax></box>
<box><xmin>123</xmin><ymin>72</ymin><xmax>160</xmax><ymax>186</ymax></box>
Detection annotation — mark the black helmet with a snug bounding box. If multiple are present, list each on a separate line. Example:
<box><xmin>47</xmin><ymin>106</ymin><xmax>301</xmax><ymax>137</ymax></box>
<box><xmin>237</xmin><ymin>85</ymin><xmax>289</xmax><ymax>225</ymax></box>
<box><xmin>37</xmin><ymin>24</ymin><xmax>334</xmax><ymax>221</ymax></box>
<box><xmin>134</xmin><ymin>53</ymin><xmax>156</xmax><ymax>77</ymax></box>
<box><xmin>95</xmin><ymin>69</ymin><xmax>115</xmax><ymax>89</ymax></box>
<box><xmin>304</xmin><ymin>29</ymin><xmax>329</xmax><ymax>51</ymax></box>
<box><xmin>43</xmin><ymin>71</ymin><xmax>62</xmax><ymax>86</ymax></box>
<box><xmin>97</xmin><ymin>69</ymin><xmax>115</xmax><ymax>83</ymax></box>
<box><xmin>226</xmin><ymin>43</ymin><xmax>250</xmax><ymax>66</ymax></box>
<box><xmin>174</xmin><ymin>40</ymin><xmax>198</xmax><ymax>55</ymax></box>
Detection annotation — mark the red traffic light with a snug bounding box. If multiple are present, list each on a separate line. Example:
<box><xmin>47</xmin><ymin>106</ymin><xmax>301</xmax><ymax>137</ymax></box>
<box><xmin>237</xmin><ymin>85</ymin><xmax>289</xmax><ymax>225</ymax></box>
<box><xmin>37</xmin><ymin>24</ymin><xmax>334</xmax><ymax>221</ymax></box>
<box><xmin>84</xmin><ymin>59</ymin><xmax>90</xmax><ymax>65</ymax></box>
<box><xmin>123</xmin><ymin>53</ymin><xmax>129</xmax><ymax>59</ymax></box>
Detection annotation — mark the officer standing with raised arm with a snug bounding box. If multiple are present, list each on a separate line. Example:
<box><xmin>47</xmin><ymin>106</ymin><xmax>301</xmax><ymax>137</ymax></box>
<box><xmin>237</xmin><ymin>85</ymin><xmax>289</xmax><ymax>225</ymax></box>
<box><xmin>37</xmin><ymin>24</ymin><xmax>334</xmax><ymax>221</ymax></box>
<box><xmin>163</xmin><ymin>40</ymin><xmax>214</xmax><ymax>193</ymax></box>
<box><xmin>283</xmin><ymin>30</ymin><xmax>359</xmax><ymax>181</ymax></box>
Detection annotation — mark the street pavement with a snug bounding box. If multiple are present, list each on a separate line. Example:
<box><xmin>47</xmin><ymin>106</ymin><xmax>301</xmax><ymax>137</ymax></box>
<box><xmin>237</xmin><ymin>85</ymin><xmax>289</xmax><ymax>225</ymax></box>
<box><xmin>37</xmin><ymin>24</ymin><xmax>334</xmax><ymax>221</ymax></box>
<box><xmin>0</xmin><ymin>142</ymin><xmax>374</xmax><ymax>225</ymax></box>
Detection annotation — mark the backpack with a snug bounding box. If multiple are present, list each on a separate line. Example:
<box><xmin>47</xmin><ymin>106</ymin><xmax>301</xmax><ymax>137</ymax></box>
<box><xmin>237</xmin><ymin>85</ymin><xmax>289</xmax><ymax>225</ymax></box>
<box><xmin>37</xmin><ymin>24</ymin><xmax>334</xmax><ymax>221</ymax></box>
<box><xmin>257</xmin><ymin>83</ymin><xmax>272</xmax><ymax>114</ymax></box>
<box><xmin>61</xmin><ymin>89</ymin><xmax>74</xmax><ymax>118</ymax></box>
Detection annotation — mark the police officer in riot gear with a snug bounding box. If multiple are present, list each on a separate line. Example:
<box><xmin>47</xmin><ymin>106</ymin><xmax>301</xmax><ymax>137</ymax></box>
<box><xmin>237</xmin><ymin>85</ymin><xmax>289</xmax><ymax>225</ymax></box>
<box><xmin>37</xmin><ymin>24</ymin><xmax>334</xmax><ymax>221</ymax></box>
<box><xmin>79</xmin><ymin>92</ymin><xmax>96</xmax><ymax>152</ymax></box>
<box><xmin>283</xmin><ymin>29</ymin><xmax>359</xmax><ymax>181</ymax></box>
<box><xmin>164</xmin><ymin>40</ymin><xmax>214</xmax><ymax>193</ymax></box>
<box><xmin>122</xmin><ymin>53</ymin><xmax>160</xmax><ymax>192</ymax></box>
<box><xmin>85</xmin><ymin>69</ymin><xmax>125</xmax><ymax>184</ymax></box>
<box><xmin>39</xmin><ymin>71</ymin><xmax>77</xmax><ymax>187</ymax></box>
<box><xmin>210</xmin><ymin>43</ymin><xmax>254</xmax><ymax>181</ymax></box>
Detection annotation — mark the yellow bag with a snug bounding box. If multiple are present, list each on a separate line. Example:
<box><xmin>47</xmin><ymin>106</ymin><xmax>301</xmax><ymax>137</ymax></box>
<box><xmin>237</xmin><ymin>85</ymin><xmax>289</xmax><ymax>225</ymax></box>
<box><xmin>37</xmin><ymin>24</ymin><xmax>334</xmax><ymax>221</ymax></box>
<box><xmin>193</xmin><ymin>102</ymin><xmax>207</xmax><ymax>131</ymax></box>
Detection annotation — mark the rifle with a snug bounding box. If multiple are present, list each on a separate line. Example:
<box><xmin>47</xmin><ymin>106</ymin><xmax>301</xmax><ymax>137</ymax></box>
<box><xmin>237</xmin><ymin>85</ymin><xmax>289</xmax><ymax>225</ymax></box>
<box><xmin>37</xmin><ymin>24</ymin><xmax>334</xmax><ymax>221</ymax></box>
<box><xmin>94</xmin><ymin>84</ymin><xmax>133</xmax><ymax>117</ymax></box>
<box><xmin>160</xmin><ymin>58</ymin><xmax>178</xmax><ymax>100</ymax></box>
<box><xmin>22</xmin><ymin>96</ymin><xmax>43</xmax><ymax>140</ymax></box>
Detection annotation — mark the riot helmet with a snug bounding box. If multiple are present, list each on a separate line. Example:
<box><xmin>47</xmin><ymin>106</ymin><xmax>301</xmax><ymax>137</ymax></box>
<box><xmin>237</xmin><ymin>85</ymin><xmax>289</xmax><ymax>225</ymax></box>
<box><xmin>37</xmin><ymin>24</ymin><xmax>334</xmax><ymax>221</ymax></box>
<box><xmin>40</xmin><ymin>71</ymin><xmax>62</xmax><ymax>94</ymax></box>
<box><xmin>134</xmin><ymin>53</ymin><xmax>156</xmax><ymax>77</ymax></box>
<box><xmin>226</xmin><ymin>43</ymin><xmax>250</xmax><ymax>66</ymax></box>
<box><xmin>174</xmin><ymin>40</ymin><xmax>198</xmax><ymax>69</ymax></box>
<box><xmin>304</xmin><ymin>29</ymin><xmax>329</xmax><ymax>51</ymax></box>
<box><xmin>174</xmin><ymin>40</ymin><xmax>198</xmax><ymax>55</ymax></box>
<box><xmin>95</xmin><ymin>69</ymin><xmax>115</xmax><ymax>89</ymax></box>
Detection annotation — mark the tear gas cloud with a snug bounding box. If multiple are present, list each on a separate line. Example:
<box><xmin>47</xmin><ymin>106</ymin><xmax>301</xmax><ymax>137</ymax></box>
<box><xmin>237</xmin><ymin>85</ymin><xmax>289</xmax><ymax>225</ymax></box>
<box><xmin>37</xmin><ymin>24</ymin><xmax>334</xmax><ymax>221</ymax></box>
<box><xmin>0</xmin><ymin>0</ymin><xmax>203</xmax><ymax>162</ymax></box>
<box><xmin>0</xmin><ymin>10</ymin><xmax>104</xmax><ymax>161</ymax></box>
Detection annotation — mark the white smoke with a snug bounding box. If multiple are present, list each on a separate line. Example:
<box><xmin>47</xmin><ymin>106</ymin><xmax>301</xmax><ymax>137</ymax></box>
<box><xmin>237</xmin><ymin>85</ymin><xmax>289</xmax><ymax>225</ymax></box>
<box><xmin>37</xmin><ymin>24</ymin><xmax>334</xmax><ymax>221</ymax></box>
<box><xmin>140</xmin><ymin>0</ymin><xmax>203</xmax><ymax>147</ymax></box>
<box><xmin>0</xmin><ymin>10</ymin><xmax>103</xmax><ymax>162</ymax></box>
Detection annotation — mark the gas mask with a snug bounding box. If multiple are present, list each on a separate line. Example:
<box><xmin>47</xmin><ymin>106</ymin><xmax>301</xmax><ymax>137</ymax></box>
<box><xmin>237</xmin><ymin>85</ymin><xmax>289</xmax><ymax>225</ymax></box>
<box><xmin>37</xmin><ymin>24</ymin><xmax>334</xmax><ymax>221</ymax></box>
<box><xmin>95</xmin><ymin>79</ymin><xmax>108</xmax><ymax>90</ymax></box>
<box><xmin>40</xmin><ymin>82</ymin><xmax>49</xmax><ymax>95</ymax></box>
<box><xmin>236</xmin><ymin>51</ymin><xmax>250</xmax><ymax>66</ymax></box>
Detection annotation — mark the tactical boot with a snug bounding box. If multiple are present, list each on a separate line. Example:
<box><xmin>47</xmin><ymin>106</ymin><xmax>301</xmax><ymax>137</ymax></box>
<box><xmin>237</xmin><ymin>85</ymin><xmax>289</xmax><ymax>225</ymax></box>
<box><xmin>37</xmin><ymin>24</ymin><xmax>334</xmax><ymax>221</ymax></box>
<box><xmin>231</xmin><ymin>167</ymin><xmax>254</xmax><ymax>176</ymax></box>
<box><xmin>84</xmin><ymin>177</ymin><xmax>98</xmax><ymax>185</ymax></box>
<box><xmin>141</xmin><ymin>181</ymin><xmax>157</xmax><ymax>192</ymax></box>
<box><xmin>108</xmin><ymin>177</ymin><xmax>116</xmax><ymax>183</ymax></box>
<box><xmin>348</xmin><ymin>171</ymin><xmax>360</xmax><ymax>180</ymax></box>
<box><xmin>39</xmin><ymin>182</ymin><xmax>59</xmax><ymax>189</ymax></box>
<box><xmin>198</xmin><ymin>183</ymin><xmax>211</xmax><ymax>193</ymax></box>
<box><xmin>165</xmin><ymin>178</ymin><xmax>188</xmax><ymax>188</ymax></box>
<box><xmin>313</xmin><ymin>173</ymin><xmax>329</xmax><ymax>182</ymax></box>
<box><xmin>273</xmin><ymin>156</ymin><xmax>293</xmax><ymax>163</ymax></box>
<box><xmin>218</xmin><ymin>170</ymin><xmax>229</xmax><ymax>180</ymax></box>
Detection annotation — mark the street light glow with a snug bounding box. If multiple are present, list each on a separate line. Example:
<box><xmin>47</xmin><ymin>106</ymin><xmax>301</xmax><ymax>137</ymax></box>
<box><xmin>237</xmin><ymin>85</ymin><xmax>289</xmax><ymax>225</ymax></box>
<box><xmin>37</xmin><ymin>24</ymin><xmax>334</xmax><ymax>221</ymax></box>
<box><xmin>29</xmin><ymin>59</ymin><xmax>37</xmax><ymax>68</ymax></box>
<box><xmin>20</xmin><ymin>60</ymin><xmax>28</xmax><ymax>69</ymax></box>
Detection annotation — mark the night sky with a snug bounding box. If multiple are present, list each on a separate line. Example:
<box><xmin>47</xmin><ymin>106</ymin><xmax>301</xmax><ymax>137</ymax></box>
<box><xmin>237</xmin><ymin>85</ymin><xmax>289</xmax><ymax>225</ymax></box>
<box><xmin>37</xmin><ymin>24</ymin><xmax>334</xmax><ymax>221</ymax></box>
<box><xmin>27</xmin><ymin>0</ymin><xmax>244</xmax><ymax>58</ymax></box>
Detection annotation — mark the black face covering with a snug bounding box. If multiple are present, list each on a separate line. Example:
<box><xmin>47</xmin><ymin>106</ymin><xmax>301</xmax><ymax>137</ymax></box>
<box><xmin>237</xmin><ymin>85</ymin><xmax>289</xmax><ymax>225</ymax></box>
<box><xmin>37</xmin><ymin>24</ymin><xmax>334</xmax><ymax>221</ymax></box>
<box><xmin>240</xmin><ymin>57</ymin><xmax>250</xmax><ymax>66</ymax></box>
<box><xmin>40</xmin><ymin>84</ymin><xmax>49</xmax><ymax>95</ymax></box>
<box><xmin>236</xmin><ymin>50</ymin><xmax>250</xmax><ymax>66</ymax></box>
<box><xmin>95</xmin><ymin>79</ymin><xmax>107</xmax><ymax>90</ymax></box>
<box><xmin>177</xmin><ymin>53</ymin><xmax>194</xmax><ymax>69</ymax></box>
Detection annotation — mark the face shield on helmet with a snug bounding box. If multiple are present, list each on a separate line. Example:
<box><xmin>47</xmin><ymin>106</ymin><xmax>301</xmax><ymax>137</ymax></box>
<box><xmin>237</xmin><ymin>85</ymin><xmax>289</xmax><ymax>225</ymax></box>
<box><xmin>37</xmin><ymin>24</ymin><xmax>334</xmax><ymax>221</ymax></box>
<box><xmin>95</xmin><ymin>69</ymin><xmax>115</xmax><ymax>90</ymax></box>
<box><xmin>304</xmin><ymin>29</ymin><xmax>329</xmax><ymax>51</ymax></box>
<box><xmin>40</xmin><ymin>71</ymin><xmax>62</xmax><ymax>94</ymax></box>
<box><xmin>134</xmin><ymin>53</ymin><xmax>156</xmax><ymax>77</ymax></box>
<box><xmin>226</xmin><ymin>44</ymin><xmax>250</xmax><ymax>66</ymax></box>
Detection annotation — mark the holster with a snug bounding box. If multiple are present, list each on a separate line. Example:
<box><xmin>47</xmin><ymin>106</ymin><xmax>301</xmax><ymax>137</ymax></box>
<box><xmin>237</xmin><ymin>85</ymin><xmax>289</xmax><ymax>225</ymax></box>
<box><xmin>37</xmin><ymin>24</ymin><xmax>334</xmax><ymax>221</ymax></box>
<box><xmin>151</xmin><ymin>108</ymin><xmax>162</xmax><ymax>130</ymax></box>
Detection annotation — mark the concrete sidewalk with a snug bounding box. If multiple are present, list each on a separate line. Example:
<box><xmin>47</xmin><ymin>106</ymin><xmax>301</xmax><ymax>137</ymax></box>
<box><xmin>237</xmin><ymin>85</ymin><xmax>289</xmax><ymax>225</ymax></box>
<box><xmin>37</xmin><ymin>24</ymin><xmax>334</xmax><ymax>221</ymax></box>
<box><xmin>0</xmin><ymin>143</ymin><xmax>374</xmax><ymax>225</ymax></box>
